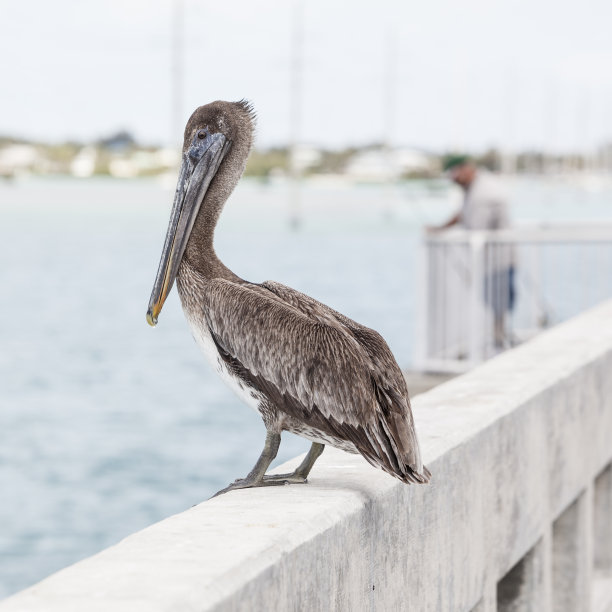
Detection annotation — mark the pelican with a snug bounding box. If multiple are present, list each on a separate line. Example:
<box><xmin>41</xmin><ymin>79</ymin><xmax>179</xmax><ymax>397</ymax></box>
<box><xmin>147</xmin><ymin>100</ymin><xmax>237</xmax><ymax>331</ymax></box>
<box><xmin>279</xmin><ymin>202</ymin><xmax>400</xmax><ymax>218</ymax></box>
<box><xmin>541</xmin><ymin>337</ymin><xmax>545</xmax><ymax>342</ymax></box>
<box><xmin>146</xmin><ymin>100</ymin><xmax>430</xmax><ymax>495</ymax></box>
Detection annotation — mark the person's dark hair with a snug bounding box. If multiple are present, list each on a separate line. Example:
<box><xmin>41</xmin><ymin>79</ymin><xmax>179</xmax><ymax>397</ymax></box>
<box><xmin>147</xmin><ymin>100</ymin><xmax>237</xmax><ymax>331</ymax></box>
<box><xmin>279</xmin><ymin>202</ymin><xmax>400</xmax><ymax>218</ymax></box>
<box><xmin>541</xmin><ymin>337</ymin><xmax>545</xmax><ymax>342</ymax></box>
<box><xmin>442</xmin><ymin>154</ymin><xmax>471</xmax><ymax>172</ymax></box>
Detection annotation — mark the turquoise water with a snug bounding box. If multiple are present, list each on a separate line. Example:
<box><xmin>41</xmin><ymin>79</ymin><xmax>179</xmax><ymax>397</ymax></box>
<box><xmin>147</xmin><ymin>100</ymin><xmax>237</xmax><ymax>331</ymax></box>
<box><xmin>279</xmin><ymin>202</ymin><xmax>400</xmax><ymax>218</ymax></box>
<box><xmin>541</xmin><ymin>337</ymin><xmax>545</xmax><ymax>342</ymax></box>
<box><xmin>0</xmin><ymin>176</ymin><xmax>610</xmax><ymax>597</ymax></box>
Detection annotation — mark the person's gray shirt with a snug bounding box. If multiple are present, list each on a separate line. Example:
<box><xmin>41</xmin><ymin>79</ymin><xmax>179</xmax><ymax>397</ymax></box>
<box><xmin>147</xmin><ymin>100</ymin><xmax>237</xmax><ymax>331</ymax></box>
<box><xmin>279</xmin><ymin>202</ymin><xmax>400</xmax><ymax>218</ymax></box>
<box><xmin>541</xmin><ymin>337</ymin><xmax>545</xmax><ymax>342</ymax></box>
<box><xmin>460</xmin><ymin>171</ymin><xmax>510</xmax><ymax>230</ymax></box>
<box><xmin>460</xmin><ymin>171</ymin><xmax>514</xmax><ymax>270</ymax></box>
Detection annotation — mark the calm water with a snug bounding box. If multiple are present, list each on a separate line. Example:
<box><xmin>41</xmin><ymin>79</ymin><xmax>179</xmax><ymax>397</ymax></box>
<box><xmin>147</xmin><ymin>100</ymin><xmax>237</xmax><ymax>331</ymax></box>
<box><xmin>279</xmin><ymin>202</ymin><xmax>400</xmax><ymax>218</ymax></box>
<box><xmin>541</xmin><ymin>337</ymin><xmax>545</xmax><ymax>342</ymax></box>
<box><xmin>0</xmin><ymin>175</ymin><xmax>610</xmax><ymax>597</ymax></box>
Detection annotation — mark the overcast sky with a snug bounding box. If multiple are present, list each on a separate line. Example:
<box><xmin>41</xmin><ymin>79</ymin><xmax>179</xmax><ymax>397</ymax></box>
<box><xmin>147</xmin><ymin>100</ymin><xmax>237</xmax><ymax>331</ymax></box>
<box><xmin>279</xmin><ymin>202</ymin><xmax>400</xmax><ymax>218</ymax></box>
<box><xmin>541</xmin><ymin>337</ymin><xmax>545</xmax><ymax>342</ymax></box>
<box><xmin>2</xmin><ymin>0</ymin><xmax>612</xmax><ymax>152</ymax></box>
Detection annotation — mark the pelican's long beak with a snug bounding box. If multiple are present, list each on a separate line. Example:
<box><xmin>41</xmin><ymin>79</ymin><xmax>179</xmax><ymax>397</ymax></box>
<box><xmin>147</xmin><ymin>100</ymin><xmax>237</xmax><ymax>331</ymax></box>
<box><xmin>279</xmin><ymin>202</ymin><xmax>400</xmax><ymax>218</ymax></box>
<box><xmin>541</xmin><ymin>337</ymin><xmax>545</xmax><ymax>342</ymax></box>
<box><xmin>146</xmin><ymin>131</ymin><xmax>231</xmax><ymax>326</ymax></box>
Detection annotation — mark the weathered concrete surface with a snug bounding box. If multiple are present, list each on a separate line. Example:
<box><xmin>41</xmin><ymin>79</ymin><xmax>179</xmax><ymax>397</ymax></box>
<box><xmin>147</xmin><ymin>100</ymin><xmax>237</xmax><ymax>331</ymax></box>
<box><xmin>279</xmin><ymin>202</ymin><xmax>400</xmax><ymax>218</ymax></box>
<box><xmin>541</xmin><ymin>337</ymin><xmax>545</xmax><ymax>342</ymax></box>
<box><xmin>496</xmin><ymin>536</ymin><xmax>551</xmax><ymax>612</ymax></box>
<box><xmin>2</xmin><ymin>301</ymin><xmax>612</xmax><ymax>612</ymax></box>
<box><xmin>552</xmin><ymin>491</ymin><xmax>593</xmax><ymax>612</ymax></box>
<box><xmin>402</xmin><ymin>370</ymin><xmax>457</xmax><ymax>396</ymax></box>
<box><xmin>595</xmin><ymin>464</ymin><xmax>612</xmax><ymax>573</ymax></box>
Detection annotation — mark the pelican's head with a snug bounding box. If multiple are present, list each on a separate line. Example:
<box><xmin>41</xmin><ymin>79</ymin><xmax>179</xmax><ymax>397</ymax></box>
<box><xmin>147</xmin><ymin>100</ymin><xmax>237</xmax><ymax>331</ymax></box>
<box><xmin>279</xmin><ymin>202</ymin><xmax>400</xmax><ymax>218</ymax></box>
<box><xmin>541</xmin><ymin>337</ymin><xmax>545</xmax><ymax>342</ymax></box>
<box><xmin>146</xmin><ymin>100</ymin><xmax>256</xmax><ymax>326</ymax></box>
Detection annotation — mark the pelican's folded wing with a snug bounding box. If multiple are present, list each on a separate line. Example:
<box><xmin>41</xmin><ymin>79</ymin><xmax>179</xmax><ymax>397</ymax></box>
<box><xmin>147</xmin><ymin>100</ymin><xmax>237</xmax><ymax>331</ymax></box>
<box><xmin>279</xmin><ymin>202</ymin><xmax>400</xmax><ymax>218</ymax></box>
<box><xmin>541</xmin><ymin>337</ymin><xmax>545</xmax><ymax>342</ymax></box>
<box><xmin>260</xmin><ymin>282</ymin><xmax>420</xmax><ymax>421</ymax></box>
<box><xmin>202</xmin><ymin>278</ymin><xmax>429</xmax><ymax>484</ymax></box>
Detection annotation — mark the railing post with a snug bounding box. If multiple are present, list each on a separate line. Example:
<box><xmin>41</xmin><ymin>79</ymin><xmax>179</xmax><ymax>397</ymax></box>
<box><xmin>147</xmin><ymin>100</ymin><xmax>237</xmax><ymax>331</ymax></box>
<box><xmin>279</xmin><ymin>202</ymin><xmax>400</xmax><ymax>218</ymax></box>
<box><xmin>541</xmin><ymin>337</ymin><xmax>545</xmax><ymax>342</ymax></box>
<box><xmin>497</xmin><ymin>533</ymin><xmax>553</xmax><ymax>612</ymax></box>
<box><xmin>594</xmin><ymin>463</ymin><xmax>612</xmax><ymax>572</ymax></box>
<box><xmin>551</xmin><ymin>488</ymin><xmax>593</xmax><ymax>612</ymax></box>
<box><xmin>414</xmin><ymin>235</ymin><xmax>429</xmax><ymax>370</ymax></box>
<box><xmin>469</xmin><ymin>232</ymin><xmax>486</xmax><ymax>365</ymax></box>
<box><xmin>473</xmin><ymin>581</ymin><xmax>497</xmax><ymax>612</ymax></box>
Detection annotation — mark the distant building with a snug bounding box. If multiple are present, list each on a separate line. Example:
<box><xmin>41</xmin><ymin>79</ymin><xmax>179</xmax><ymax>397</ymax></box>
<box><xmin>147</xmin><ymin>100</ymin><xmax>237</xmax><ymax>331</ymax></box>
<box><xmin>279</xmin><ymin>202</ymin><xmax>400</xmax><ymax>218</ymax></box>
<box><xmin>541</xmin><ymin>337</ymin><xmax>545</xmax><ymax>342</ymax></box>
<box><xmin>290</xmin><ymin>145</ymin><xmax>322</xmax><ymax>173</ymax></box>
<box><xmin>97</xmin><ymin>131</ymin><xmax>136</xmax><ymax>153</ymax></box>
<box><xmin>344</xmin><ymin>148</ymin><xmax>431</xmax><ymax>181</ymax></box>
<box><xmin>108</xmin><ymin>148</ymin><xmax>180</xmax><ymax>178</ymax></box>
<box><xmin>70</xmin><ymin>147</ymin><xmax>97</xmax><ymax>178</ymax></box>
<box><xmin>0</xmin><ymin>144</ymin><xmax>41</xmax><ymax>177</ymax></box>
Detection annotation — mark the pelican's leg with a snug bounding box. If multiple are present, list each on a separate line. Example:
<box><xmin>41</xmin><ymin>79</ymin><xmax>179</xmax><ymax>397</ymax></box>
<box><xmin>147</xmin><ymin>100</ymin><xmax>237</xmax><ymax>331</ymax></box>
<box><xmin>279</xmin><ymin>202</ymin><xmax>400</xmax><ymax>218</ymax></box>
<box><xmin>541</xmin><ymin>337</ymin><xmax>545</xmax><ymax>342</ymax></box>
<box><xmin>263</xmin><ymin>442</ymin><xmax>325</xmax><ymax>484</ymax></box>
<box><xmin>212</xmin><ymin>430</ymin><xmax>282</xmax><ymax>497</ymax></box>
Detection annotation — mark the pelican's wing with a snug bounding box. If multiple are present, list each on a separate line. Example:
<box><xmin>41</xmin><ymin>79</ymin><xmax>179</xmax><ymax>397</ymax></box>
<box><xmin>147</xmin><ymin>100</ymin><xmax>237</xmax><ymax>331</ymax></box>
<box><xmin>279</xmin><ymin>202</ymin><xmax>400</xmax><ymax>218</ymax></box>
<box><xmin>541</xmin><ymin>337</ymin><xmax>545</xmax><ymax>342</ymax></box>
<box><xmin>260</xmin><ymin>280</ymin><xmax>412</xmax><ymax>394</ymax></box>
<box><xmin>203</xmin><ymin>278</ymin><xmax>429</xmax><ymax>484</ymax></box>
<box><xmin>260</xmin><ymin>280</ymin><xmax>429</xmax><ymax>480</ymax></box>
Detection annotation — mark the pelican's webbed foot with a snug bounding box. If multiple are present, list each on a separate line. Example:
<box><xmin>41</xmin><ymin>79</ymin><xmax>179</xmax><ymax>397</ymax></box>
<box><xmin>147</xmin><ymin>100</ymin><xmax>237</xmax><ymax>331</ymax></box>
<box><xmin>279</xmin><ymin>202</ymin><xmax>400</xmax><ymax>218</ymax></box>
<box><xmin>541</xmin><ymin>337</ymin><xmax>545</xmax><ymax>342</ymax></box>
<box><xmin>262</xmin><ymin>442</ymin><xmax>325</xmax><ymax>485</ymax></box>
<box><xmin>212</xmin><ymin>430</ymin><xmax>281</xmax><ymax>497</ymax></box>
<box><xmin>213</xmin><ymin>474</ymin><xmax>292</xmax><ymax>497</ymax></box>
<box><xmin>262</xmin><ymin>473</ymin><xmax>307</xmax><ymax>485</ymax></box>
<box><xmin>212</xmin><ymin>438</ymin><xmax>325</xmax><ymax>497</ymax></box>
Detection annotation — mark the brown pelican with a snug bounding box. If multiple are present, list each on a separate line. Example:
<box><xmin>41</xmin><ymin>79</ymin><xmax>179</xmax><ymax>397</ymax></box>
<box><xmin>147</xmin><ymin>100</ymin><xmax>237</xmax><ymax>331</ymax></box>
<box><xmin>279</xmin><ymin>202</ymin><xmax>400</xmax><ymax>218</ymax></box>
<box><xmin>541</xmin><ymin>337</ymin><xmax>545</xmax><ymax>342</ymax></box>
<box><xmin>146</xmin><ymin>100</ymin><xmax>430</xmax><ymax>495</ymax></box>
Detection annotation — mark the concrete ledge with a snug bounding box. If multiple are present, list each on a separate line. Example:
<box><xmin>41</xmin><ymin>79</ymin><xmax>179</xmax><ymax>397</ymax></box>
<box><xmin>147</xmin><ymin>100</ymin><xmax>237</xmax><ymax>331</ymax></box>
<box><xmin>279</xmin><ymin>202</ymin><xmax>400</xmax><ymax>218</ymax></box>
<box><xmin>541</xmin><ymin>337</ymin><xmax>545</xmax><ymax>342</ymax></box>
<box><xmin>3</xmin><ymin>302</ymin><xmax>612</xmax><ymax>611</ymax></box>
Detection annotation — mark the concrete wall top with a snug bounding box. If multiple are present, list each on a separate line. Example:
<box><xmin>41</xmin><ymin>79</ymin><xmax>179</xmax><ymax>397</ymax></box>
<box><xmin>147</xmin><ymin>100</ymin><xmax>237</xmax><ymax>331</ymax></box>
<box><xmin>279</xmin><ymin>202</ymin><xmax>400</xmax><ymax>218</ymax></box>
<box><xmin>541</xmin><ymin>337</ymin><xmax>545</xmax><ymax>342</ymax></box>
<box><xmin>3</xmin><ymin>301</ymin><xmax>612</xmax><ymax>612</ymax></box>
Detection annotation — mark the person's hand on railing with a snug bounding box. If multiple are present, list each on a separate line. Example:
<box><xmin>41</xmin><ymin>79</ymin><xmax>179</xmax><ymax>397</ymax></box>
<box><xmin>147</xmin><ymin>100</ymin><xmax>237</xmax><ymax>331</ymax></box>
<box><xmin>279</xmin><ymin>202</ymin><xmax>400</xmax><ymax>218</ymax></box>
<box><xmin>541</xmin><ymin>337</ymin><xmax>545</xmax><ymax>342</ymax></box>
<box><xmin>425</xmin><ymin>212</ymin><xmax>462</xmax><ymax>234</ymax></box>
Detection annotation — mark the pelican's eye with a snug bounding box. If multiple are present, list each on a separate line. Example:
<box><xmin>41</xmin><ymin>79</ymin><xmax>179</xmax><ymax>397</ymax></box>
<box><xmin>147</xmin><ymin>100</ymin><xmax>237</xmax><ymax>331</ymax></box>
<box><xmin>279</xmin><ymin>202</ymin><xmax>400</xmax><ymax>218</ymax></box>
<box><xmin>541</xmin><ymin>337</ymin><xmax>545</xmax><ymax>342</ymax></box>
<box><xmin>197</xmin><ymin>130</ymin><xmax>207</xmax><ymax>140</ymax></box>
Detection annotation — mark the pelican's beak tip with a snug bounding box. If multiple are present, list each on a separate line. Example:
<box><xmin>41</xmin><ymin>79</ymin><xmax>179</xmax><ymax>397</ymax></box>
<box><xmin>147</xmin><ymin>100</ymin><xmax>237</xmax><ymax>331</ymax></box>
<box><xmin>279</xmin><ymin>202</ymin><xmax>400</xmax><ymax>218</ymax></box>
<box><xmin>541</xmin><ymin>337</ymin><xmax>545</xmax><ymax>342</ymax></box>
<box><xmin>146</xmin><ymin>310</ymin><xmax>158</xmax><ymax>327</ymax></box>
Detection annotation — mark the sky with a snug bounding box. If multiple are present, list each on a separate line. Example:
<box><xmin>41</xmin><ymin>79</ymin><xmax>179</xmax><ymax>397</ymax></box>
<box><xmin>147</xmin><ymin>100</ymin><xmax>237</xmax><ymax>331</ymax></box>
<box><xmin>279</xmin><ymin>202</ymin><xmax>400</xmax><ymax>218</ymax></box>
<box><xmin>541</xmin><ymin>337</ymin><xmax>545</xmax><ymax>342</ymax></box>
<box><xmin>2</xmin><ymin>0</ymin><xmax>612</xmax><ymax>153</ymax></box>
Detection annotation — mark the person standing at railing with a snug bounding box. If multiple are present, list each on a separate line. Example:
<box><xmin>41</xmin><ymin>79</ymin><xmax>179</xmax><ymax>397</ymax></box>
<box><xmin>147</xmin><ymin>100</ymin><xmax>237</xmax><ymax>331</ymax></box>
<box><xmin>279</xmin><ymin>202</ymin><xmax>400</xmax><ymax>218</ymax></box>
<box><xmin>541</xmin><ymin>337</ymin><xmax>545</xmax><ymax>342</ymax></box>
<box><xmin>426</xmin><ymin>155</ymin><xmax>516</xmax><ymax>348</ymax></box>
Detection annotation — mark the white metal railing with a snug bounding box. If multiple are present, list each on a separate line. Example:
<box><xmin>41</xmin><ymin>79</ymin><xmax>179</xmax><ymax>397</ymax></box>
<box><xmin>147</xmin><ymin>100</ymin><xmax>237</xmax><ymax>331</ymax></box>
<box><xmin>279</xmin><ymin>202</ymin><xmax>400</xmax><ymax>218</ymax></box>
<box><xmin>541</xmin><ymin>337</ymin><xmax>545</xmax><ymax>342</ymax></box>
<box><xmin>416</xmin><ymin>224</ymin><xmax>612</xmax><ymax>372</ymax></box>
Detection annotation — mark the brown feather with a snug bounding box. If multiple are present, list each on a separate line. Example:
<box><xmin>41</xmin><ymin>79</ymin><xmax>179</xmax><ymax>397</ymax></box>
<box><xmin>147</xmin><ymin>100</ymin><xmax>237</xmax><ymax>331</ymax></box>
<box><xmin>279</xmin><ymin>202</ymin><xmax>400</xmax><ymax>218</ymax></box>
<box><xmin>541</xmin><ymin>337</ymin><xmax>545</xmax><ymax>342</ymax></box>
<box><xmin>199</xmin><ymin>278</ymin><xmax>429</xmax><ymax>484</ymax></box>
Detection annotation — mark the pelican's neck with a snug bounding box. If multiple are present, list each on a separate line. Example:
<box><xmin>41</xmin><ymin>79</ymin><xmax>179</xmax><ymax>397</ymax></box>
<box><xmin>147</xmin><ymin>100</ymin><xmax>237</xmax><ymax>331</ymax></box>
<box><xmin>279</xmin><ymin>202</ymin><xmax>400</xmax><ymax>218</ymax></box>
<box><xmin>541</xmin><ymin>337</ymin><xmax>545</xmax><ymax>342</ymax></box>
<box><xmin>181</xmin><ymin>144</ymin><xmax>248</xmax><ymax>282</ymax></box>
<box><xmin>181</xmin><ymin>203</ymin><xmax>238</xmax><ymax>281</ymax></box>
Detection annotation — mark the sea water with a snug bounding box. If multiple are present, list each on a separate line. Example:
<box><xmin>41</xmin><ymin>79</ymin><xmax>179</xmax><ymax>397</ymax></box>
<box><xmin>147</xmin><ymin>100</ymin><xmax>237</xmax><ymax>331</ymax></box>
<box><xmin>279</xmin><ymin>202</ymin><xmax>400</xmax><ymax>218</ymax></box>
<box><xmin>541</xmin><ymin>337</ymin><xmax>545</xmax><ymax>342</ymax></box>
<box><xmin>0</xmin><ymin>175</ymin><xmax>610</xmax><ymax>597</ymax></box>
